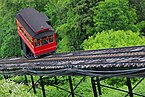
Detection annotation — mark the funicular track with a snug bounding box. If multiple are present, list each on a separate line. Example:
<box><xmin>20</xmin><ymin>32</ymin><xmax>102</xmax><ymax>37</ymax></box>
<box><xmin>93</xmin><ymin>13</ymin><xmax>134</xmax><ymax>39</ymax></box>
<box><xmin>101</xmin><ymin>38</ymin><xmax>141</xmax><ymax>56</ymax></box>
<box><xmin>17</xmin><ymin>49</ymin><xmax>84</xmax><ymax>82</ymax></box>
<box><xmin>0</xmin><ymin>45</ymin><xmax>145</xmax><ymax>77</ymax></box>
<box><xmin>1</xmin><ymin>46</ymin><xmax>145</xmax><ymax>97</ymax></box>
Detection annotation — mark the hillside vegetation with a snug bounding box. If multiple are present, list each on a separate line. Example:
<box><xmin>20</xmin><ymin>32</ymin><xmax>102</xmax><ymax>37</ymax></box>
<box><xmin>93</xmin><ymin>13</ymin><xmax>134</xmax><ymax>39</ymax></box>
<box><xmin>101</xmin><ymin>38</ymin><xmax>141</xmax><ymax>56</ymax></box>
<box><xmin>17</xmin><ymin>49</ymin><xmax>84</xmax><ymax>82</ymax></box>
<box><xmin>0</xmin><ymin>0</ymin><xmax>145</xmax><ymax>97</ymax></box>
<box><xmin>0</xmin><ymin>0</ymin><xmax>145</xmax><ymax>57</ymax></box>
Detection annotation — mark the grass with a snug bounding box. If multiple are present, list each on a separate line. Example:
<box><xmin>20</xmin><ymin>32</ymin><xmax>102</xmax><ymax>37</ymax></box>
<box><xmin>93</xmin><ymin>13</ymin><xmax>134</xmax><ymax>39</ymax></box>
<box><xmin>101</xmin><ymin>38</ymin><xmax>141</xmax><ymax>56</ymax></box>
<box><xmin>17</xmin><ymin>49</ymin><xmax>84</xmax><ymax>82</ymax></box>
<box><xmin>1</xmin><ymin>76</ymin><xmax>145</xmax><ymax>97</ymax></box>
<box><xmin>0</xmin><ymin>79</ymin><xmax>36</xmax><ymax>97</ymax></box>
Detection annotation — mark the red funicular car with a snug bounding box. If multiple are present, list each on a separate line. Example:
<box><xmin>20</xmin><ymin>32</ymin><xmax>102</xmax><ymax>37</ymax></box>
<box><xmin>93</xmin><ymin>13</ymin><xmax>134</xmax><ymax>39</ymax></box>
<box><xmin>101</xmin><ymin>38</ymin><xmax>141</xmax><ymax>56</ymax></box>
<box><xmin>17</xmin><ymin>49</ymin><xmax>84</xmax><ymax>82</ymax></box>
<box><xmin>16</xmin><ymin>8</ymin><xmax>57</xmax><ymax>58</ymax></box>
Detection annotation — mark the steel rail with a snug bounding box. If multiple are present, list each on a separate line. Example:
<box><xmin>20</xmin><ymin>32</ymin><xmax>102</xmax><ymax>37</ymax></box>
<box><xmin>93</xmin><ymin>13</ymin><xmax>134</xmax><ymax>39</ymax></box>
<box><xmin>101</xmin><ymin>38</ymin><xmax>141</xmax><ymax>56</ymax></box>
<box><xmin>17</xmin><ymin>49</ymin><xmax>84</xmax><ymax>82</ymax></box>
<box><xmin>47</xmin><ymin>45</ymin><xmax>145</xmax><ymax>57</ymax></box>
<box><xmin>0</xmin><ymin>56</ymin><xmax>145</xmax><ymax>70</ymax></box>
<box><xmin>0</xmin><ymin>47</ymin><xmax>145</xmax><ymax>65</ymax></box>
<box><xmin>0</xmin><ymin>45</ymin><xmax>145</xmax><ymax>63</ymax></box>
<box><xmin>0</xmin><ymin>46</ymin><xmax>145</xmax><ymax>77</ymax></box>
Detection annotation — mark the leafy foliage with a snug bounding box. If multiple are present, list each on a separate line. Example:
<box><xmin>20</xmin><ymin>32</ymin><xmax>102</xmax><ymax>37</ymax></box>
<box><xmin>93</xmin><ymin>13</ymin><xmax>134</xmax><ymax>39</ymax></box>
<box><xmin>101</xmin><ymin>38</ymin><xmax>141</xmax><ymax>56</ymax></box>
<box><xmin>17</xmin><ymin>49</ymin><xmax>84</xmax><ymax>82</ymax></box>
<box><xmin>0</xmin><ymin>79</ymin><xmax>36</xmax><ymax>97</ymax></box>
<box><xmin>45</xmin><ymin>0</ymin><xmax>73</xmax><ymax>52</ymax></box>
<box><xmin>1</xmin><ymin>34</ymin><xmax>20</xmax><ymax>57</ymax></box>
<box><xmin>1</xmin><ymin>0</ymin><xmax>145</xmax><ymax>55</ymax></box>
<box><xmin>81</xmin><ymin>30</ymin><xmax>145</xmax><ymax>86</ymax></box>
<box><xmin>129</xmin><ymin>0</ymin><xmax>145</xmax><ymax>33</ymax></box>
<box><xmin>93</xmin><ymin>0</ymin><xmax>138</xmax><ymax>32</ymax></box>
<box><xmin>82</xmin><ymin>30</ymin><xmax>145</xmax><ymax>50</ymax></box>
<box><xmin>45</xmin><ymin>0</ymin><xmax>102</xmax><ymax>52</ymax></box>
<box><xmin>129</xmin><ymin>0</ymin><xmax>145</xmax><ymax>22</ymax></box>
<box><xmin>0</xmin><ymin>0</ymin><xmax>145</xmax><ymax>96</ymax></box>
<box><xmin>137</xmin><ymin>21</ymin><xmax>145</xmax><ymax>35</ymax></box>
<box><xmin>0</xmin><ymin>0</ymin><xmax>47</xmax><ymax>57</ymax></box>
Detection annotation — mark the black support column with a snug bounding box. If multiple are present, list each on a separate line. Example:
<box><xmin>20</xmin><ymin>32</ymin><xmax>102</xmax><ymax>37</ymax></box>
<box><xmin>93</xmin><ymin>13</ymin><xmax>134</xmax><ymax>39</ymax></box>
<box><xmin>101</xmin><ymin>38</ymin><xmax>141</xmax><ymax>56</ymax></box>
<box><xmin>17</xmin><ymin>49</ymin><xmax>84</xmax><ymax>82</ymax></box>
<box><xmin>96</xmin><ymin>77</ymin><xmax>102</xmax><ymax>95</ymax></box>
<box><xmin>40</xmin><ymin>76</ymin><xmax>46</xmax><ymax>97</ymax></box>
<box><xmin>31</xmin><ymin>75</ymin><xmax>36</xmax><ymax>94</ymax></box>
<box><xmin>24</xmin><ymin>75</ymin><xmax>28</xmax><ymax>85</ymax></box>
<box><xmin>127</xmin><ymin>78</ymin><xmax>133</xmax><ymax>97</ymax></box>
<box><xmin>69</xmin><ymin>76</ymin><xmax>74</xmax><ymax>97</ymax></box>
<box><xmin>91</xmin><ymin>77</ymin><xmax>98</xmax><ymax>97</ymax></box>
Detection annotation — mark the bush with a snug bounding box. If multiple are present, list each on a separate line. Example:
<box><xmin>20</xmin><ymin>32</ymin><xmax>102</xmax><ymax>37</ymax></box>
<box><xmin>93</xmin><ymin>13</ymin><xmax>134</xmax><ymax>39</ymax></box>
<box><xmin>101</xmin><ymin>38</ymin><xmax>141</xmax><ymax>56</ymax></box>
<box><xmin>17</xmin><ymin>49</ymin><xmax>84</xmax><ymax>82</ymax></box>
<box><xmin>81</xmin><ymin>30</ymin><xmax>145</xmax><ymax>50</ymax></box>
<box><xmin>0</xmin><ymin>79</ymin><xmax>36</xmax><ymax>97</ymax></box>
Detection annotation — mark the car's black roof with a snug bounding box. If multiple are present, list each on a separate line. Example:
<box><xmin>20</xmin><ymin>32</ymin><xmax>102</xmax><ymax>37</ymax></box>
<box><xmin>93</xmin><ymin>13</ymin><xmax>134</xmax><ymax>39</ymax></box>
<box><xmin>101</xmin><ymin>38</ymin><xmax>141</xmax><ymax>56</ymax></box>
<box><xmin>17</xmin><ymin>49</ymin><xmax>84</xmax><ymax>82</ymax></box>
<box><xmin>16</xmin><ymin>8</ymin><xmax>54</xmax><ymax>39</ymax></box>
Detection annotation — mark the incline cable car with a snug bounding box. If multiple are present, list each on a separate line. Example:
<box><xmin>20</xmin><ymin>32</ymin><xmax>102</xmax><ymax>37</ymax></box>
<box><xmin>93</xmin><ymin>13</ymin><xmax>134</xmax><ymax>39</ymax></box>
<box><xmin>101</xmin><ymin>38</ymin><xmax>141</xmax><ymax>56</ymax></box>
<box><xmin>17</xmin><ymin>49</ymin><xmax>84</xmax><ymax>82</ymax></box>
<box><xmin>16</xmin><ymin>8</ymin><xmax>57</xmax><ymax>58</ymax></box>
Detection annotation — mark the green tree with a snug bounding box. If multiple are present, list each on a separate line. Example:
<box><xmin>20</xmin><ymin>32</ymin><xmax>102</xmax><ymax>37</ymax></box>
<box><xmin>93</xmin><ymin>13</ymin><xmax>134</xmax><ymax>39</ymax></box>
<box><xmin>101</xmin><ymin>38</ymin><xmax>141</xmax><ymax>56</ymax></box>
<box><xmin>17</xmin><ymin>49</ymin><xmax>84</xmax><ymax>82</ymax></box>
<box><xmin>45</xmin><ymin>0</ymin><xmax>103</xmax><ymax>52</ymax></box>
<box><xmin>81</xmin><ymin>30</ymin><xmax>145</xmax><ymax>87</ymax></box>
<box><xmin>45</xmin><ymin>0</ymin><xmax>74</xmax><ymax>52</ymax></box>
<box><xmin>129</xmin><ymin>0</ymin><xmax>145</xmax><ymax>22</ymax></box>
<box><xmin>93</xmin><ymin>0</ymin><xmax>138</xmax><ymax>33</ymax></box>
<box><xmin>129</xmin><ymin>0</ymin><xmax>145</xmax><ymax>33</ymax></box>
<box><xmin>81</xmin><ymin>30</ymin><xmax>145</xmax><ymax>50</ymax></box>
<box><xmin>74</xmin><ymin>0</ymin><xmax>103</xmax><ymax>35</ymax></box>
<box><xmin>0</xmin><ymin>0</ymin><xmax>48</xmax><ymax>57</ymax></box>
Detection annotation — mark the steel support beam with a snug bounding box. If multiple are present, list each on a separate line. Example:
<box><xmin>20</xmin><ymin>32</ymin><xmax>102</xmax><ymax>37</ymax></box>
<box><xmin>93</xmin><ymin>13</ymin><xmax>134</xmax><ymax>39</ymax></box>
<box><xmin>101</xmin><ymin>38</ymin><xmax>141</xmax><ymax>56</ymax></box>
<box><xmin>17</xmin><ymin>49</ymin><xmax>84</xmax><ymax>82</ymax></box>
<box><xmin>91</xmin><ymin>77</ymin><xmax>98</xmax><ymax>97</ymax></box>
<box><xmin>3</xmin><ymin>75</ymin><xmax>8</xmax><ymax>79</ymax></box>
<box><xmin>127</xmin><ymin>78</ymin><xmax>133</xmax><ymax>97</ymax></box>
<box><xmin>24</xmin><ymin>75</ymin><xmax>28</xmax><ymax>85</ymax></box>
<box><xmin>40</xmin><ymin>76</ymin><xmax>46</xmax><ymax>97</ymax></box>
<box><xmin>31</xmin><ymin>75</ymin><xmax>36</xmax><ymax>94</ymax></box>
<box><xmin>68</xmin><ymin>76</ymin><xmax>74</xmax><ymax>97</ymax></box>
<box><xmin>96</xmin><ymin>77</ymin><xmax>102</xmax><ymax>95</ymax></box>
<box><xmin>54</xmin><ymin>77</ymin><xmax>57</xmax><ymax>84</ymax></box>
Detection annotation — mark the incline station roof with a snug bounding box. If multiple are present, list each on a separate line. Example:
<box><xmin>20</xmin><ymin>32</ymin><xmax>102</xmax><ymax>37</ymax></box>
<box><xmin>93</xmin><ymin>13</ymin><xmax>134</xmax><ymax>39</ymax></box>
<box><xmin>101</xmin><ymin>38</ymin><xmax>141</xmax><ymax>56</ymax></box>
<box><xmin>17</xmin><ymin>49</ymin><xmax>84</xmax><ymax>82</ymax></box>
<box><xmin>16</xmin><ymin>8</ymin><xmax>55</xmax><ymax>39</ymax></box>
